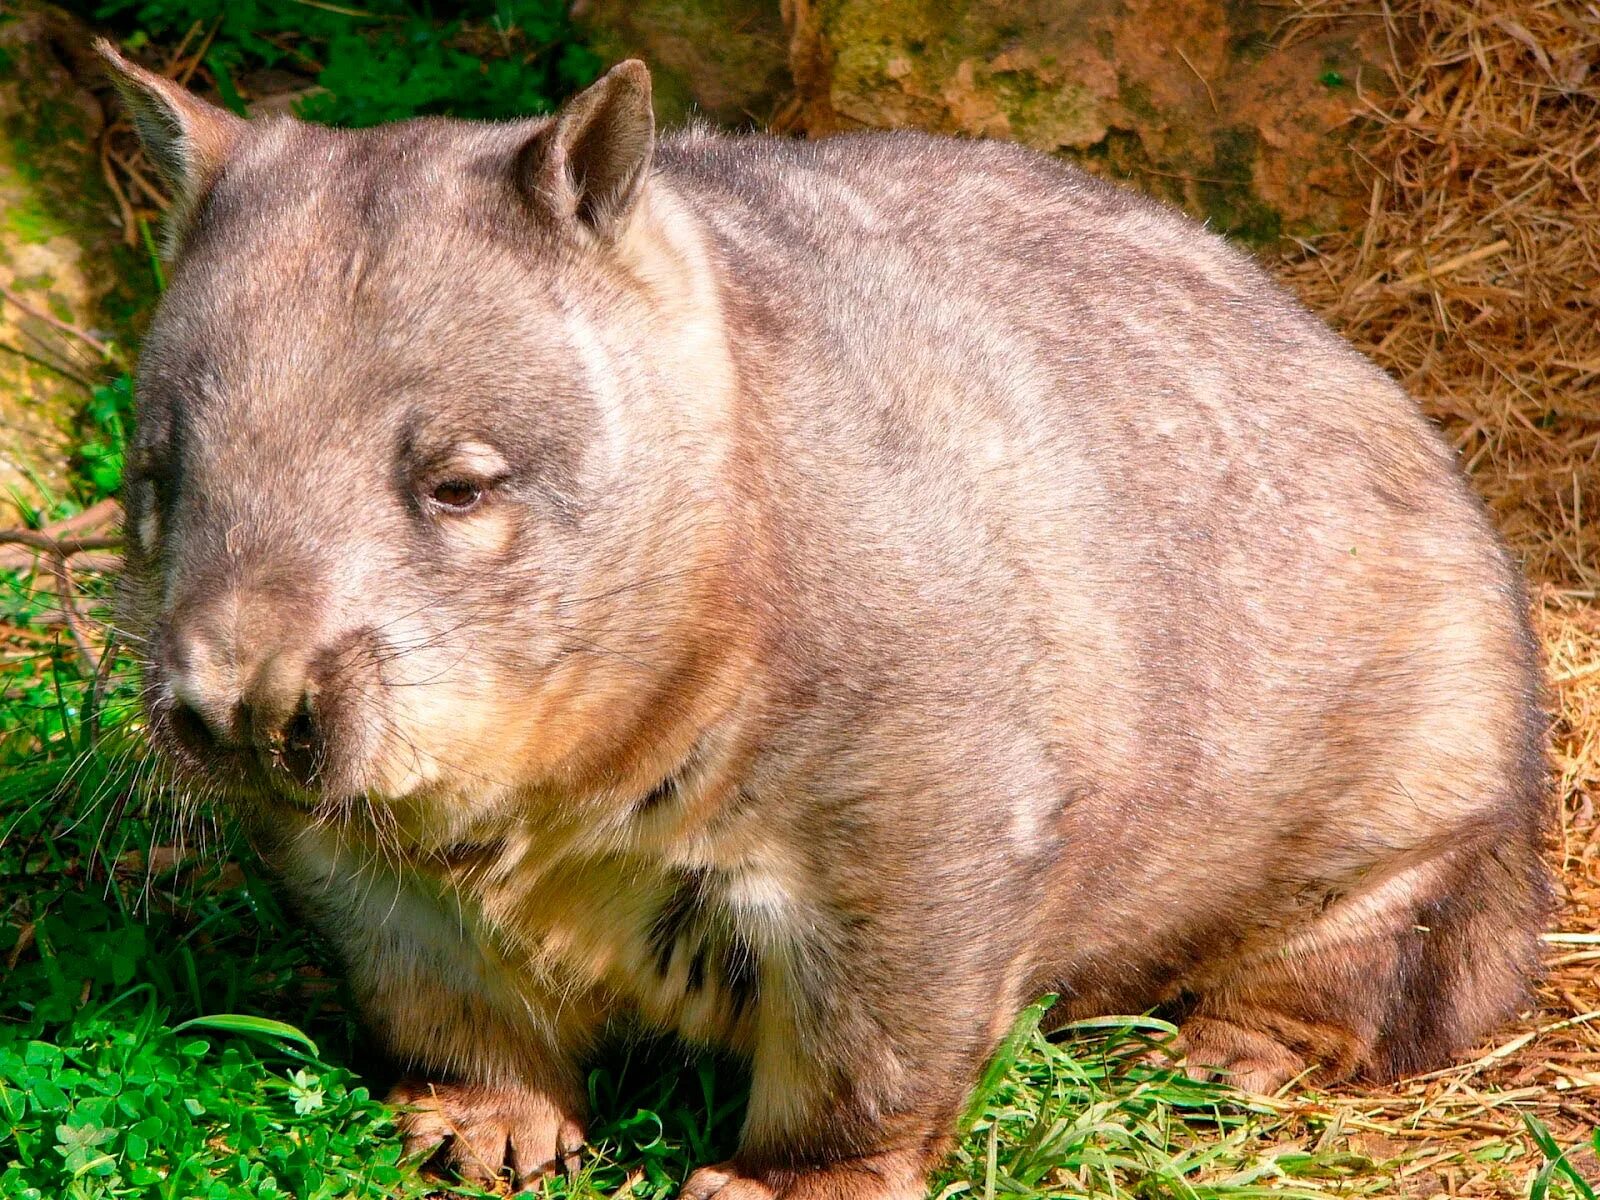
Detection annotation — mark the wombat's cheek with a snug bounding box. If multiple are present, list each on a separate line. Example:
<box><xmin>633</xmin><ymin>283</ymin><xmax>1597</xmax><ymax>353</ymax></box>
<box><xmin>358</xmin><ymin>666</ymin><xmax>514</xmax><ymax>804</ymax></box>
<box><xmin>299</xmin><ymin>671</ymin><xmax>395</xmax><ymax>800</ymax></box>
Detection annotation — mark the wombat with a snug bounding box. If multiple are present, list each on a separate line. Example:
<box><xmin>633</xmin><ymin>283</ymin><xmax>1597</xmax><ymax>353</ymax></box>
<box><xmin>102</xmin><ymin>45</ymin><xmax>1550</xmax><ymax>1200</ymax></box>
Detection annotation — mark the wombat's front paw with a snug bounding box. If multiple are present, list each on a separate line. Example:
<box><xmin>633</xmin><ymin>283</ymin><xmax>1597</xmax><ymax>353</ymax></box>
<box><xmin>680</xmin><ymin>1154</ymin><xmax>926</xmax><ymax>1200</ymax></box>
<box><xmin>390</xmin><ymin>1079</ymin><xmax>585</xmax><ymax>1190</ymax></box>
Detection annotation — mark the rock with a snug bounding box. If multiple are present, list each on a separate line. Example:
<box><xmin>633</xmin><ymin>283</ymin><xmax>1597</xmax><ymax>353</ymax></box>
<box><xmin>0</xmin><ymin>3</ymin><xmax>146</xmax><ymax>524</ymax></box>
<box><xmin>573</xmin><ymin>0</ymin><xmax>793</xmax><ymax>127</ymax></box>
<box><xmin>784</xmin><ymin>0</ymin><xmax>1394</xmax><ymax>244</ymax></box>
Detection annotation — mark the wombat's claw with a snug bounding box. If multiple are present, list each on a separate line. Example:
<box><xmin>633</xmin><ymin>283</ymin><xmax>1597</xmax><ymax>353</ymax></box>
<box><xmin>681</xmin><ymin>1165</ymin><xmax>776</xmax><ymax>1200</ymax></box>
<box><xmin>679</xmin><ymin>1157</ymin><xmax>925</xmax><ymax>1200</ymax></box>
<box><xmin>389</xmin><ymin>1079</ymin><xmax>584</xmax><ymax>1191</ymax></box>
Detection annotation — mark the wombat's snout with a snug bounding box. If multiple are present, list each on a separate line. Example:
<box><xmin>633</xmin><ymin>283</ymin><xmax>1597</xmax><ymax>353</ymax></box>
<box><xmin>157</xmin><ymin>614</ymin><xmax>338</xmax><ymax>794</ymax></box>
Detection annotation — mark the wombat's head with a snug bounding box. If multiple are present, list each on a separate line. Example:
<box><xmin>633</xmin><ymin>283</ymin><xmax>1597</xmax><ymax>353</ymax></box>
<box><xmin>101</xmin><ymin>46</ymin><xmax>741</xmax><ymax>847</ymax></box>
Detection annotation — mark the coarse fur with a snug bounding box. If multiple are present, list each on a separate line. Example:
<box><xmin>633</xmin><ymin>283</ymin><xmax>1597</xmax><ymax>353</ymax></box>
<box><xmin>102</xmin><ymin>46</ymin><xmax>1551</xmax><ymax>1200</ymax></box>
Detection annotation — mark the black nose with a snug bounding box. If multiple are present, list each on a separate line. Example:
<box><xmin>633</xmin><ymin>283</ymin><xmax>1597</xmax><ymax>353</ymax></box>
<box><xmin>270</xmin><ymin>697</ymin><xmax>322</xmax><ymax>789</ymax></box>
<box><xmin>167</xmin><ymin>694</ymin><xmax>221</xmax><ymax>760</ymax></box>
<box><xmin>164</xmin><ymin>689</ymin><xmax>324</xmax><ymax>788</ymax></box>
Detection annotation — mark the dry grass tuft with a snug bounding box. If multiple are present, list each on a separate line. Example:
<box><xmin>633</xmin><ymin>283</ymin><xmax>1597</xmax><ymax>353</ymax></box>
<box><xmin>1267</xmin><ymin>0</ymin><xmax>1600</xmax><ymax>1185</ymax></box>
<box><xmin>1280</xmin><ymin>0</ymin><xmax>1600</xmax><ymax>591</ymax></box>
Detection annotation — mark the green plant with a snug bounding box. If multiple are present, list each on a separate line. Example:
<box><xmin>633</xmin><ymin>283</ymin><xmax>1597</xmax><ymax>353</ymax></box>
<box><xmin>82</xmin><ymin>0</ymin><xmax>601</xmax><ymax>128</ymax></box>
<box><xmin>944</xmin><ymin>1005</ymin><xmax>1348</xmax><ymax>1200</ymax></box>
<box><xmin>76</xmin><ymin>375</ymin><xmax>134</xmax><ymax>503</ymax></box>
<box><xmin>1526</xmin><ymin>1115</ymin><xmax>1599</xmax><ymax>1200</ymax></box>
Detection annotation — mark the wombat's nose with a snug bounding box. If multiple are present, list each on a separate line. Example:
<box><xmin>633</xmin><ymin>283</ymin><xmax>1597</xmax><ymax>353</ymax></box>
<box><xmin>267</xmin><ymin>698</ymin><xmax>322</xmax><ymax>789</ymax></box>
<box><xmin>165</xmin><ymin>634</ymin><xmax>323</xmax><ymax>786</ymax></box>
<box><xmin>166</xmin><ymin>693</ymin><xmax>223</xmax><ymax>760</ymax></box>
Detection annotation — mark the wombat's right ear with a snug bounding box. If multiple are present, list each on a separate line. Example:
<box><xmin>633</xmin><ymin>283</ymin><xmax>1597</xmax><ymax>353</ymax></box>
<box><xmin>94</xmin><ymin>39</ymin><xmax>242</xmax><ymax>217</ymax></box>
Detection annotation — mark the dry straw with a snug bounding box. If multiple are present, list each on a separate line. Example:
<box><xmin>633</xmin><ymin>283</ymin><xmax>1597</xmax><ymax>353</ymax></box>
<box><xmin>1270</xmin><ymin>0</ymin><xmax>1600</xmax><ymax>1184</ymax></box>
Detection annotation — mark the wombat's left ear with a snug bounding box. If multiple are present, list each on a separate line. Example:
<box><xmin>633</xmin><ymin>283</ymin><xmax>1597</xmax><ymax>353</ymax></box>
<box><xmin>94</xmin><ymin>39</ymin><xmax>242</xmax><ymax>213</ymax></box>
<box><xmin>518</xmin><ymin>60</ymin><xmax>654</xmax><ymax>241</ymax></box>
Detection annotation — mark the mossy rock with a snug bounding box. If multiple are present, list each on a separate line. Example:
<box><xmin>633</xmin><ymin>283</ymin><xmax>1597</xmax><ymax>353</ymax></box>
<box><xmin>787</xmin><ymin>0</ymin><xmax>1394</xmax><ymax>246</ymax></box>
<box><xmin>0</xmin><ymin>3</ymin><xmax>149</xmax><ymax>522</ymax></box>
<box><xmin>573</xmin><ymin>0</ymin><xmax>792</xmax><ymax>128</ymax></box>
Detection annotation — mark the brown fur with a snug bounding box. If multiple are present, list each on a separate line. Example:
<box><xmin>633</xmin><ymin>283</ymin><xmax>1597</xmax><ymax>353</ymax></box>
<box><xmin>102</xmin><ymin>45</ymin><xmax>1552</xmax><ymax>1199</ymax></box>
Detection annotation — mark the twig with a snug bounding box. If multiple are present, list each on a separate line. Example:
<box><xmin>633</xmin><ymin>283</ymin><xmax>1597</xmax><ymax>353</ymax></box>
<box><xmin>32</xmin><ymin>499</ymin><xmax>119</xmax><ymax>538</ymax></box>
<box><xmin>0</xmin><ymin>502</ymin><xmax>123</xmax><ymax>571</ymax></box>
<box><xmin>163</xmin><ymin>20</ymin><xmax>203</xmax><ymax>76</ymax></box>
<box><xmin>41</xmin><ymin>551</ymin><xmax>121</xmax><ymax>575</ymax></box>
<box><xmin>0</xmin><ymin>621</ymin><xmax>59</xmax><ymax>648</ymax></box>
<box><xmin>1410</xmin><ymin>1009</ymin><xmax>1600</xmax><ymax>1081</ymax></box>
<box><xmin>0</xmin><ymin>339</ymin><xmax>95</xmax><ymax>389</ymax></box>
<box><xmin>1551</xmin><ymin>659</ymin><xmax>1600</xmax><ymax>684</ymax></box>
<box><xmin>0</xmin><ymin>285</ymin><xmax>114</xmax><ymax>360</ymax></box>
<box><xmin>100</xmin><ymin>127</ymin><xmax>141</xmax><ymax>248</ymax></box>
<box><xmin>108</xmin><ymin>147</ymin><xmax>170</xmax><ymax>209</ymax></box>
<box><xmin>0</xmin><ymin>510</ymin><xmax>125</xmax><ymax>685</ymax></box>
<box><xmin>1392</xmin><ymin>238</ymin><xmax>1514</xmax><ymax>289</ymax></box>
<box><xmin>0</xmin><ymin>529</ymin><xmax>123</xmax><ymax>556</ymax></box>
<box><xmin>1174</xmin><ymin>45</ymin><xmax>1219</xmax><ymax>115</ymax></box>
<box><xmin>83</xmin><ymin>631</ymin><xmax>120</xmax><ymax>747</ymax></box>
<box><xmin>5</xmin><ymin>923</ymin><xmax>34</xmax><ymax>970</ymax></box>
<box><xmin>287</xmin><ymin>0</ymin><xmax>390</xmax><ymax>18</ymax></box>
<box><xmin>45</xmin><ymin>553</ymin><xmax>101</xmax><ymax>683</ymax></box>
<box><xmin>176</xmin><ymin>17</ymin><xmax>223</xmax><ymax>89</ymax></box>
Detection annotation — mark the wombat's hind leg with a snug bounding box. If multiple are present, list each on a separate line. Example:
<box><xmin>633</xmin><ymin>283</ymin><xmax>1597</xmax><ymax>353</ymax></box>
<box><xmin>1173</xmin><ymin>837</ymin><xmax>1548</xmax><ymax>1095</ymax></box>
<box><xmin>1369</xmin><ymin>837</ymin><xmax>1550</xmax><ymax>1078</ymax></box>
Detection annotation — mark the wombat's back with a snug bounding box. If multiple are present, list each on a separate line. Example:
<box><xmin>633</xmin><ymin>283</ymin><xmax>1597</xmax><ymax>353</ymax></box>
<box><xmin>662</xmin><ymin>128</ymin><xmax>1548</xmax><ymax>1078</ymax></box>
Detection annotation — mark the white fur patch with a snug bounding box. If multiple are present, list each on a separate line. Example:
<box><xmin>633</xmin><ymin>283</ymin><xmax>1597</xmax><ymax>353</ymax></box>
<box><xmin>137</xmin><ymin>508</ymin><xmax>158</xmax><ymax>554</ymax></box>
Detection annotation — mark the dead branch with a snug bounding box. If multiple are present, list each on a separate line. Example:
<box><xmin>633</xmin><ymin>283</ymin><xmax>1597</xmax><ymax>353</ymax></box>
<box><xmin>0</xmin><ymin>285</ymin><xmax>115</xmax><ymax>361</ymax></box>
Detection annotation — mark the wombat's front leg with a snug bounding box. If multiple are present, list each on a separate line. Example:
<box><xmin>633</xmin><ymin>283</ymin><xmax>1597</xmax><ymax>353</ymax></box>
<box><xmin>679</xmin><ymin>957</ymin><xmax>1016</xmax><ymax>1200</ymax></box>
<box><xmin>264</xmin><ymin>826</ymin><xmax>595</xmax><ymax>1189</ymax></box>
<box><xmin>359</xmin><ymin>947</ymin><xmax>597</xmax><ymax>1189</ymax></box>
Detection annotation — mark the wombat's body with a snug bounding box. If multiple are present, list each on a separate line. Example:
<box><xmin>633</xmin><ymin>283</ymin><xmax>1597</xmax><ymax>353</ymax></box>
<box><xmin>106</xmin><ymin>51</ymin><xmax>1549</xmax><ymax>1200</ymax></box>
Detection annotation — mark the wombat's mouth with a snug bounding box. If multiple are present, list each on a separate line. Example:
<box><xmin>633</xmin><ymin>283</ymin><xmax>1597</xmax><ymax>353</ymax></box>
<box><xmin>159</xmin><ymin>700</ymin><xmax>310</xmax><ymax>788</ymax></box>
<box><xmin>151</xmin><ymin>698</ymin><xmax>368</xmax><ymax>813</ymax></box>
<box><xmin>247</xmin><ymin>761</ymin><xmax>334</xmax><ymax>809</ymax></box>
<box><xmin>154</xmin><ymin>709</ymin><xmax>460</xmax><ymax>835</ymax></box>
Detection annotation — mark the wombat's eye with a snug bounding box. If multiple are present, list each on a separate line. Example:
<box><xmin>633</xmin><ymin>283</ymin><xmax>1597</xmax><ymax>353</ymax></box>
<box><xmin>430</xmin><ymin>479</ymin><xmax>483</xmax><ymax>512</ymax></box>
